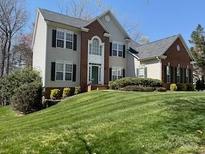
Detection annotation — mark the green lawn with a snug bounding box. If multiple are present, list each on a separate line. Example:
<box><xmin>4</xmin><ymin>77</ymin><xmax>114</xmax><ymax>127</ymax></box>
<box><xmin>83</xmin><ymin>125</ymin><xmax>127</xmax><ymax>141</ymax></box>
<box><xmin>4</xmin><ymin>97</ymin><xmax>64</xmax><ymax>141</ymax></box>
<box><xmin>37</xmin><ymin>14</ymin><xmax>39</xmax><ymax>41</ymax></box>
<box><xmin>0</xmin><ymin>91</ymin><xmax>205</xmax><ymax>154</ymax></box>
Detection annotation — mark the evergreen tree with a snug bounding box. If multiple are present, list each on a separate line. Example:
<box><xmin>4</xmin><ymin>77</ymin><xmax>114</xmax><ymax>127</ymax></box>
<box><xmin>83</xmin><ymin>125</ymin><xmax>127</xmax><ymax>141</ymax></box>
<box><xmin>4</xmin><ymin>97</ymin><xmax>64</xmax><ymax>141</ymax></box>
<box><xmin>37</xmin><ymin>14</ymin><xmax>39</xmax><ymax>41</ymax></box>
<box><xmin>189</xmin><ymin>24</ymin><xmax>205</xmax><ymax>80</ymax></box>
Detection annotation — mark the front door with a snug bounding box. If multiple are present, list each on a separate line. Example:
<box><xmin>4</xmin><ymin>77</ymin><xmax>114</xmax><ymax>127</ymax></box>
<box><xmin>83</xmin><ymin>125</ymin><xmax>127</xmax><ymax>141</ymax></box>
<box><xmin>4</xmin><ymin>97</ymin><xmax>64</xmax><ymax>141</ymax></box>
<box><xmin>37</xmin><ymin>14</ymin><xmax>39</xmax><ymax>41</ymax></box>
<box><xmin>92</xmin><ymin>66</ymin><xmax>98</xmax><ymax>84</ymax></box>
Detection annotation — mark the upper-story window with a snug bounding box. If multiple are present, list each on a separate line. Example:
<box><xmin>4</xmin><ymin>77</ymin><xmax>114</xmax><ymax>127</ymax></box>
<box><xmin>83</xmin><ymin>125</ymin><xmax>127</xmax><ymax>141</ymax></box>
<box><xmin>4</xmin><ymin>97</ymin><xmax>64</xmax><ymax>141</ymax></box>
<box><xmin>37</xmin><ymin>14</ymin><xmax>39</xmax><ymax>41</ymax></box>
<box><xmin>177</xmin><ymin>45</ymin><xmax>180</xmax><ymax>51</ymax></box>
<box><xmin>112</xmin><ymin>43</ymin><xmax>124</xmax><ymax>57</ymax></box>
<box><xmin>56</xmin><ymin>30</ymin><xmax>64</xmax><ymax>48</ymax></box>
<box><xmin>89</xmin><ymin>38</ymin><xmax>102</xmax><ymax>56</ymax></box>
<box><xmin>56</xmin><ymin>29</ymin><xmax>73</xmax><ymax>49</ymax></box>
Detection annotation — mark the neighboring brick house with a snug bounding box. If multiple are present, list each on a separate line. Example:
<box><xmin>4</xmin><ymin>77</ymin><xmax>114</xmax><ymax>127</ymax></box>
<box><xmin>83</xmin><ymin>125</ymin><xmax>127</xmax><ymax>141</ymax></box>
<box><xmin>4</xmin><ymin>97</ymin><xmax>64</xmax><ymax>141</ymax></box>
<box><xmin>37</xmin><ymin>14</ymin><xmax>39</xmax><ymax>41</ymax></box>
<box><xmin>32</xmin><ymin>8</ymin><xmax>194</xmax><ymax>95</ymax></box>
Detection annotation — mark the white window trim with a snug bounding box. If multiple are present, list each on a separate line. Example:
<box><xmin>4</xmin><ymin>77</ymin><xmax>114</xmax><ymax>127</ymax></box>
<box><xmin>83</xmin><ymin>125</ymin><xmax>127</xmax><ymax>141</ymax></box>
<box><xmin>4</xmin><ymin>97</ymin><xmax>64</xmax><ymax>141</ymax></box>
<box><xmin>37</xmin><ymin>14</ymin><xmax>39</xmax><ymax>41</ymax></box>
<box><xmin>137</xmin><ymin>65</ymin><xmax>147</xmax><ymax>78</ymax></box>
<box><xmin>112</xmin><ymin>42</ymin><xmax>124</xmax><ymax>57</ymax></box>
<box><xmin>55</xmin><ymin>61</ymin><xmax>73</xmax><ymax>81</ymax></box>
<box><xmin>56</xmin><ymin>28</ymin><xmax>74</xmax><ymax>49</ymax></box>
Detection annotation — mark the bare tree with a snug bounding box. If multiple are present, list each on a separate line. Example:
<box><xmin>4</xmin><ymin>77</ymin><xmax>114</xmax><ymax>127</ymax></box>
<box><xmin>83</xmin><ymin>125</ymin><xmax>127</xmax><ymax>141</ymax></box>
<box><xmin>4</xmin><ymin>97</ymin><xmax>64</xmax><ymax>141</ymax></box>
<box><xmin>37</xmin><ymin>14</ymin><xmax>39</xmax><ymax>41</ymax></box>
<box><xmin>58</xmin><ymin>0</ymin><xmax>106</xmax><ymax>20</ymax></box>
<box><xmin>0</xmin><ymin>0</ymin><xmax>27</xmax><ymax>76</ymax></box>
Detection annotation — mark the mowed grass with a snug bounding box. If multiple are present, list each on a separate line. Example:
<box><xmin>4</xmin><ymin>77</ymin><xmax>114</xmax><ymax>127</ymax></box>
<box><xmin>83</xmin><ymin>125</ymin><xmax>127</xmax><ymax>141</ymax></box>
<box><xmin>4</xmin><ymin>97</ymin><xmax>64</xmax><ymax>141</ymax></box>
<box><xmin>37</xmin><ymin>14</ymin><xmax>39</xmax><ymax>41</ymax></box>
<box><xmin>0</xmin><ymin>91</ymin><xmax>205</xmax><ymax>154</ymax></box>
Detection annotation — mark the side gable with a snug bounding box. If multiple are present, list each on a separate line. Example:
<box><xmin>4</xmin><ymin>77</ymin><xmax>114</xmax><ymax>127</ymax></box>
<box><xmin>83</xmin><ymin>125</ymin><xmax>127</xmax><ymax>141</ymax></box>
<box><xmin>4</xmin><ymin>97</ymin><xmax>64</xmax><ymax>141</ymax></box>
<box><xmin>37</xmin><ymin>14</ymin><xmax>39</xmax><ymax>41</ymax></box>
<box><xmin>164</xmin><ymin>36</ymin><xmax>193</xmax><ymax>62</ymax></box>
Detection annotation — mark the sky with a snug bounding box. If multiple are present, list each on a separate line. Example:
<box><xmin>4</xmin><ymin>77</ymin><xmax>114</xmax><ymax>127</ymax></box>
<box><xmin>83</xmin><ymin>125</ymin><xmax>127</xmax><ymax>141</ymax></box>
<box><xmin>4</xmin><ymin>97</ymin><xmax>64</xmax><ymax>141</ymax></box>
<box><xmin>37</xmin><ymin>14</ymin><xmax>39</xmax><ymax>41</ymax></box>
<box><xmin>26</xmin><ymin>0</ymin><xmax>205</xmax><ymax>46</ymax></box>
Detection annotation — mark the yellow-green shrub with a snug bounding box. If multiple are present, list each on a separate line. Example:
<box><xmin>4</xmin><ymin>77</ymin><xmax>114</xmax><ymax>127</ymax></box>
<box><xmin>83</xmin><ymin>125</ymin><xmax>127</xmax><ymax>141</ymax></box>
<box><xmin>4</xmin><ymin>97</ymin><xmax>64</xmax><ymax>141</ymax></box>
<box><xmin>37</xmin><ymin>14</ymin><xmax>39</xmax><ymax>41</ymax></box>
<box><xmin>170</xmin><ymin>83</ymin><xmax>177</xmax><ymax>91</ymax></box>
<box><xmin>50</xmin><ymin>89</ymin><xmax>61</xmax><ymax>100</ymax></box>
<box><xmin>63</xmin><ymin>88</ymin><xmax>71</xmax><ymax>98</ymax></box>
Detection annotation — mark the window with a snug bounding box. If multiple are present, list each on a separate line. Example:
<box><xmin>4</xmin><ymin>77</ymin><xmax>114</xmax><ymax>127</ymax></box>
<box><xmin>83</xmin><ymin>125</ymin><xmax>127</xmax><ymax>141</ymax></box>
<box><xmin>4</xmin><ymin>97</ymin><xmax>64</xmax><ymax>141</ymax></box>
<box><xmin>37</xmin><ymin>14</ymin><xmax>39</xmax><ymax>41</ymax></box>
<box><xmin>112</xmin><ymin>43</ymin><xmax>118</xmax><ymax>56</ymax></box>
<box><xmin>65</xmin><ymin>64</ymin><xmax>72</xmax><ymax>81</ymax></box>
<box><xmin>167</xmin><ymin>64</ymin><xmax>171</xmax><ymax>83</ymax></box>
<box><xmin>56</xmin><ymin>63</ymin><xmax>73</xmax><ymax>81</ymax></box>
<box><xmin>177</xmin><ymin>45</ymin><xmax>180</xmax><ymax>51</ymax></box>
<box><xmin>112</xmin><ymin>68</ymin><xmax>123</xmax><ymax>80</ymax></box>
<box><xmin>138</xmin><ymin>68</ymin><xmax>145</xmax><ymax>78</ymax></box>
<box><xmin>56</xmin><ymin>31</ymin><xmax>64</xmax><ymax>48</ymax></box>
<box><xmin>66</xmin><ymin>33</ymin><xmax>73</xmax><ymax>49</ymax></box>
<box><xmin>56</xmin><ymin>63</ymin><xmax>64</xmax><ymax>80</ymax></box>
<box><xmin>112</xmin><ymin>43</ymin><xmax>124</xmax><ymax>57</ymax></box>
<box><xmin>186</xmin><ymin>66</ymin><xmax>189</xmax><ymax>83</ymax></box>
<box><xmin>89</xmin><ymin>38</ymin><xmax>102</xmax><ymax>56</ymax></box>
<box><xmin>137</xmin><ymin>67</ymin><xmax>147</xmax><ymax>78</ymax></box>
<box><xmin>177</xmin><ymin>64</ymin><xmax>180</xmax><ymax>83</ymax></box>
<box><xmin>56</xmin><ymin>29</ymin><xmax>73</xmax><ymax>49</ymax></box>
<box><xmin>118</xmin><ymin>44</ymin><xmax>123</xmax><ymax>57</ymax></box>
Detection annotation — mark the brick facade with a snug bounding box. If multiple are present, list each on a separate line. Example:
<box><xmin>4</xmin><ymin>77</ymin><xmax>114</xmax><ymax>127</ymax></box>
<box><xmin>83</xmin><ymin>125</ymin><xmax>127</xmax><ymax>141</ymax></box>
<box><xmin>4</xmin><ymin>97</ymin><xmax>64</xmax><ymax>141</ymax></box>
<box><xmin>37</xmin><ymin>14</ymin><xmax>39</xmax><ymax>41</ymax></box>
<box><xmin>161</xmin><ymin>38</ymin><xmax>193</xmax><ymax>88</ymax></box>
<box><xmin>80</xmin><ymin>20</ymin><xmax>110</xmax><ymax>92</ymax></box>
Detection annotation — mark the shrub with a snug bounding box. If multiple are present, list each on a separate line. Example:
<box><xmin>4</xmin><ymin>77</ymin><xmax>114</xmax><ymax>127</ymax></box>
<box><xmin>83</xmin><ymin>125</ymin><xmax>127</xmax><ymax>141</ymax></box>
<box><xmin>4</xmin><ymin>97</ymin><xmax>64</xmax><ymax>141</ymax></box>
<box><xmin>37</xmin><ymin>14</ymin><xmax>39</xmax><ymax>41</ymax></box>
<box><xmin>75</xmin><ymin>86</ymin><xmax>81</xmax><ymax>95</ymax></box>
<box><xmin>196</xmin><ymin>79</ymin><xmax>205</xmax><ymax>91</ymax></box>
<box><xmin>0</xmin><ymin>68</ymin><xmax>41</xmax><ymax>105</ymax></box>
<box><xmin>62</xmin><ymin>88</ymin><xmax>71</xmax><ymax>98</ymax></box>
<box><xmin>11</xmin><ymin>82</ymin><xmax>42</xmax><ymax>114</ymax></box>
<box><xmin>186</xmin><ymin>84</ymin><xmax>195</xmax><ymax>91</ymax></box>
<box><xmin>176</xmin><ymin>83</ymin><xmax>187</xmax><ymax>91</ymax></box>
<box><xmin>170</xmin><ymin>83</ymin><xmax>177</xmax><ymax>91</ymax></box>
<box><xmin>109</xmin><ymin>77</ymin><xmax>162</xmax><ymax>90</ymax></box>
<box><xmin>156</xmin><ymin>87</ymin><xmax>167</xmax><ymax>92</ymax></box>
<box><xmin>50</xmin><ymin>89</ymin><xmax>61</xmax><ymax>100</ymax></box>
<box><xmin>120</xmin><ymin>85</ymin><xmax>155</xmax><ymax>92</ymax></box>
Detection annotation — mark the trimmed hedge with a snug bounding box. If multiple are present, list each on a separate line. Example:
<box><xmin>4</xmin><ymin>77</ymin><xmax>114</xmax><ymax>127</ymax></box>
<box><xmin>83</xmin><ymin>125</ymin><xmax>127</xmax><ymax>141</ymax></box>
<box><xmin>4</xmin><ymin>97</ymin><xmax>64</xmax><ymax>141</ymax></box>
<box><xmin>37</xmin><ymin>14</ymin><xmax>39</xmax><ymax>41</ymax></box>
<box><xmin>50</xmin><ymin>89</ymin><xmax>61</xmax><ymax>100</ymax></box>
<box><xmin>11</xmin><ymin>82</ymin><xmax>42</xmax><ymax>114</ymax></box>
<box><xmin>120</xmin><ymin>86</ymin><xmax>155</xmax><ymax>92</ymax></box>
<box><xmin>109</xmin><ymin>77</ymin><xmax>162</xmax><ymax>90</ymax></box>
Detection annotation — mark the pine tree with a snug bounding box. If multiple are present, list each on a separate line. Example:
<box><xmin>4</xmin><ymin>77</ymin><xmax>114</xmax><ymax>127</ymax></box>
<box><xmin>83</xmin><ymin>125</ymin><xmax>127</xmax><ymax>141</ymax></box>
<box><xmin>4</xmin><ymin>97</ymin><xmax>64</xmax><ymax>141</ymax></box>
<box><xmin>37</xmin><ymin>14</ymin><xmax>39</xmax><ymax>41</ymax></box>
<box><xmin>189</xmin><ymin>24</ymin><xmax>205</xmax><ymax>80</ymax></box>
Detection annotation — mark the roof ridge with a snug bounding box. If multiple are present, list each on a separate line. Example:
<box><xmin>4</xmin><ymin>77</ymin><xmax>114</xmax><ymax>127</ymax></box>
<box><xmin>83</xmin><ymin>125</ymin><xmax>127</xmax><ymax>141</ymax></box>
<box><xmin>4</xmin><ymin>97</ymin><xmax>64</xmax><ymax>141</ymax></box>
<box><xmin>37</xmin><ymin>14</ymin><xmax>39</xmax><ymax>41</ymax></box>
<box><xmin>38</xmin><ymin>8</ymin><xmax>90</xmax><ymax>22</ymax></box>
<box><xmin>137</xmin><ymin>34</ymin><xmax>179</xmax><ymax>47</ymax></box>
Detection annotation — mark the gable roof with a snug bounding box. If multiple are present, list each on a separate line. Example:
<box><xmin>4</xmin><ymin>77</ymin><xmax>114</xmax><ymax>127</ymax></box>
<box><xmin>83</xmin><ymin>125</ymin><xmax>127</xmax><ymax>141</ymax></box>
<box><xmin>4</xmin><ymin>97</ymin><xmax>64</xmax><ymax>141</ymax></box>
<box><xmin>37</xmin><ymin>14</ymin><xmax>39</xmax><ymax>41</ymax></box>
<box><xmin>38</xmin><ymin>8</ymin><xmax>89</xmax><ymax>28</ymax></box>
<box><xmin>133</xmin><ymin>34</ymin><xmax>193</xmax><ymax>60</ymax></box>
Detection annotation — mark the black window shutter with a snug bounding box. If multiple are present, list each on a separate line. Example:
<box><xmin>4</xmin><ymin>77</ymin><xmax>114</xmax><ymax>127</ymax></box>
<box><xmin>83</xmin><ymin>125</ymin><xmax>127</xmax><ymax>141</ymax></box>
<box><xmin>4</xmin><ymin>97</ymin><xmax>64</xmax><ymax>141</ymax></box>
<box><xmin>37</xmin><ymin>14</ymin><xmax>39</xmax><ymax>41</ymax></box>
<box><xmin>184</xmin><ymin>68</ymin><xmax>186</xmax><ymax>83</ymax></box>
<box><xmin>123</xmin><ymin>45</ymin><xmax>126</xmax><ymax>58</ymax></box>
<box><xmin>73</xmin><ymin>64</ymin><xmax>76</xmax><ymax>82</ymax></box>
<box><xmin>180</xmin><ymin>68</ymin><xmax>183</xmax><ymax>83</ymax></box>
<box><xmin>189</xmin><ymin>69</ymin><xmax>192</xmax><ymax>83</ymax></box>
<box><xmin>170</xmin><ymin>66</ymin><xmax>173</xmax><ymax>83</ymax></box>
<box><xmin>110</xmin><ymin>43</ymin><xmax>112</xmax><ymax>56</ymax></box>
<box><xmin>109</xmin><ymin>68</ymin><xmax>112</xmax><ymax>81</ymax></box>
<box><xmin>73</xmin><ymin>34</ymin><xmax>77</xmax><ymax>51</ymax></box>
<box><xmin>163</xmin><ymin>65</ymin><xmax>167</xmax><ymax>83</ymax></box>
<box><xmin>52</xmin><ymin>29</ymin><xmax>56</xmax><ymax>48</ymax></box>
<box><xmin>51</xmin><ymin>62</ymin><xmax>56</xmax><ymax>81</ymax></box>
<box><xmin>144</xmin><ymin>67</ymin><xmax>147</xmax><ymax>78</ymax></box>
<box><xmin>123</xmin><ymin>69</ymin><xmax>125</xmax><ymax>77</ymax></box>
<box><xmin>174</xmin><ymin>67</ymin><xmax>177</xmax><ymax>83</ymax></box>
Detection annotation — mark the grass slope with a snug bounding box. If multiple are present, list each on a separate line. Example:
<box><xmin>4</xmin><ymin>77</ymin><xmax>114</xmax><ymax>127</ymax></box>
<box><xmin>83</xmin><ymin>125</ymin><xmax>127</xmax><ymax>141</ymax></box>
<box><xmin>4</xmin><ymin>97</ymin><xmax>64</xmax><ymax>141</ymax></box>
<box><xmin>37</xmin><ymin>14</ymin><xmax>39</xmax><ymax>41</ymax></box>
<box><xmin>0</xmin><ymin>91</ymin><xmax>205</xmax><ymax>154</ymax></box>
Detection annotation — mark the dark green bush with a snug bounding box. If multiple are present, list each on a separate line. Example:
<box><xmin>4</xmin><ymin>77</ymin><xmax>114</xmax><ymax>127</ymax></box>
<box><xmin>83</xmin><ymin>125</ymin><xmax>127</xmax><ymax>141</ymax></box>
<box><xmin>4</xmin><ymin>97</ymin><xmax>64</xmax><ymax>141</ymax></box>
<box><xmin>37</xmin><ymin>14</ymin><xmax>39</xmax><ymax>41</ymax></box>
<box><xmin>176</xmin><ymin>83</ymin><xmax>187</xmax><ymax>91</ymax></box>
<box><xmin>109</xmin><ymin>77</ymin><xmax>162</xmax><ymax>90</ymax></box>
<box><xmin>196</xmin><ymin>79</ymin><xmax>205</xmax><ymax>91</ymax></box>
<box><xmin>11</xmin><ymin>82</ymin><xmax>42</xmax><ymax>114</ymax></box>
<box><xmin>186</xmin><ymin>84</ymin><xmax>195</xmax><ymax>91</ymax></box>
<box><xmin>0</xmin><ymin>68</ymin><xmax>41</xmax><ymax>105</ymax></box>
<box><xmin>120</xmin><ymin>85</ymin><xmax>155</xmax><ymax>92</ymax></box>
<box><xmin>156</xmin><ymin>87</ymin><xmax>167</xmax><ymax>92</ymax></box>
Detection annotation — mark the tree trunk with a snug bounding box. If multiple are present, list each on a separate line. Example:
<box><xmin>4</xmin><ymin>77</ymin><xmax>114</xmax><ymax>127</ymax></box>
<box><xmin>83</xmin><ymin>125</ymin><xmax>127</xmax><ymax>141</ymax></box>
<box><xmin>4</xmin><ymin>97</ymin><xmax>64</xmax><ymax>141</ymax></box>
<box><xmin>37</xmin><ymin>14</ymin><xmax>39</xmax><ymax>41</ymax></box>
<box><xmin>6</xmin><ymin>34</ymin><xmax>11</xmax><ymax>75</ymax></box>
<box><xmin>0</xmin><ymin>35</ymin><xmax>8</xmax><ymax>77</ymax></box>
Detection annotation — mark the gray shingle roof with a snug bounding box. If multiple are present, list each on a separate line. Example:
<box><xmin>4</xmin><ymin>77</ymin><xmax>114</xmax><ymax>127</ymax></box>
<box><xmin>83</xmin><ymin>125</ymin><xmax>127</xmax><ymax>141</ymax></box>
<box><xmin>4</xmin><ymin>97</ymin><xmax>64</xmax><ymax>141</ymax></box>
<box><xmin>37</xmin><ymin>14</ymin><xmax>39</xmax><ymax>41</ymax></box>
<box><xmin>39</xmin><ymin>8</ymin><xmax>89</xmax><ymax>28</ymax></box>
<box><xmin>134</xmin><ymin>35</ymin><xmax>179</xmax><ymax>59</ymax></box>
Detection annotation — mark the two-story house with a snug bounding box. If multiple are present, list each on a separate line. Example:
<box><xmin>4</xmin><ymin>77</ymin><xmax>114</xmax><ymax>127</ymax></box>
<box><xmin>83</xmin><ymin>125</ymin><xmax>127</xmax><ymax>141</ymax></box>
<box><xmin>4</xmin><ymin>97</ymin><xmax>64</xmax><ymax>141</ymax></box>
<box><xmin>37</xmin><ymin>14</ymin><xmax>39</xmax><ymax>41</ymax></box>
<box><xmin>32</xmin><ymin>9</ymin><xmax>194</xmax><ymax>96</ymax></box>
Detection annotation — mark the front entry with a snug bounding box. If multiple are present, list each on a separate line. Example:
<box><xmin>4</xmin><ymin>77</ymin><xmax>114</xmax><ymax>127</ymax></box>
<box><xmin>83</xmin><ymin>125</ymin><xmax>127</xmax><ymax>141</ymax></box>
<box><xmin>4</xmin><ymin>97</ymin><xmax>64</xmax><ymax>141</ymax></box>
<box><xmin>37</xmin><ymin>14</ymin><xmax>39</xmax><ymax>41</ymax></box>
<box><xmin>92</xmin><ymin>66</ymin><xmax>98</xmax><ymax>84</ymax></box>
